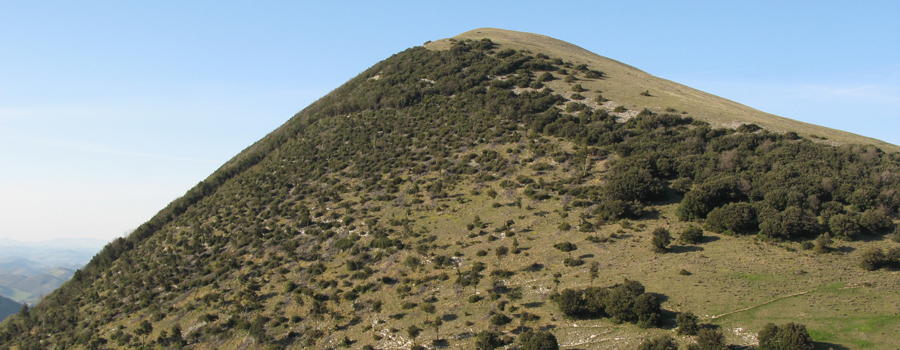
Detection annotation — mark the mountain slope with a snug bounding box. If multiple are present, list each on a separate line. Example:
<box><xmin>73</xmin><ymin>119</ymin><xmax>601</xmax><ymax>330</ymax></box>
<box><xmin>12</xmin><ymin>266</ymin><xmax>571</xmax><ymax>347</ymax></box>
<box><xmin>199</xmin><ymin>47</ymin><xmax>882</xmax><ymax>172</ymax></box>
<box><xmin>1</xmin><ymin>30</ymin><xmax>899</xmax><ymax>350</ymax></box>
<box><xmin>437</xmin><ymin>28</ymin><xmax>899</xmax><ymax>152</ymax></box>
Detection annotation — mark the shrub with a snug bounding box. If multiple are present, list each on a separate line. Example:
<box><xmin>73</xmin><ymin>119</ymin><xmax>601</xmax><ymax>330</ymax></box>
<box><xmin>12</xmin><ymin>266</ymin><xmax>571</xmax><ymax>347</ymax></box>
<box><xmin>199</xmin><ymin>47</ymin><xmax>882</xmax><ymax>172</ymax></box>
<box><xmin>554</xmin><ymin>242</ymin><xmax>577</xmax><ymax>254</ymax></box>
<box><xmin>489</xmin><ymin>313</ymin><xmax>511</xmax><ymax>326</ymax></box>
<box><xmin>638</xmin><ymin>335</ymin><xmax>678</xmax><ymax>350</ymax></box>
<box><xmin>613</xmin><ymin>106</ymin><xmax>627</xmax><ymax>113</ymax></box>
<box><xmin>757</xmin><ymin>323</ymin><xmax>814</xmax><ymax>350</ymax></box>
<box><xmin>813</xmin><ymin>233</ymin><xmax>833</xmax><ymax>254</ymax></box>
<box><xmin>859</xmin><ymin>209</ymin><xmax>892</xmax><ymax>233</ymax></box>
<box><xmin>518</xmin><ymin>330</ymin><xmax>559</xmax><ymax>350</ymax></box>
<box><xmin>651</xmin><ymin>228</ymin><xmax>672</xmax><ymax>253</ymax></box>
<box><xmin>640</xmin><ymin>90</ymin><xmax>651</xmax><ymax>97</ymax></box>
<box><xmin>605</xmin><ymin>166</ymin><xmax>666</xmax><ymax>203</ymax></box>
<box><xmin>860</xmin><ymin>248</ymin><xmax>886</xmax><ymax>271</ymax></box>
<box><xmin>687</xmin><ymin>329</ymin><xmax>728</xmax><ymax>350</ymax></box>
<box><xmin>563</xmin><ymin>258</ymin><xmax>584</xmax><ymax>267</ymax></box>
<box><xmin>571</xmin><ymin>84</ymin><xmax>585</xmax><ymax>92</ymax></box>
<box><xmin>570</xmin><ymin>93</ymin><xmax>585</xmax><ymax>100</ymax></box>
<box><xmin>474</xmin><ymin>331</ymin><xmax>503</xmax><ymax>350</ymax></box>
<box><xmin>584</xmin><ymin>70</ymin><xmax>604</xmax><ymax>79</ymax></box>
<box><xmin>676</xmin><ymin>311</ymin><xmax>700</xmax><ymax>335</ymax></box>
<box><xmin>758</xmin><ymin>207</ymin><xmax>820</xmax><ymax>240</ymax></box>
<box><xmin>705</xmin><ymin>202</ymin><xmax>758</xmax><ymax>234</ymax></box>
<box><xmin>680</xmin><ymin>226</ymin><xmax>704</xmax><ymax>244</ymax></box>
<box><xmin>678</xmin><ymin>176</ymin><xmax>749</xmax><ymax>221</ymax></box>
<box><xmin>828</xmin><ymin>213</ymin><xmax>860</xmax><ymax>240</ymax></box>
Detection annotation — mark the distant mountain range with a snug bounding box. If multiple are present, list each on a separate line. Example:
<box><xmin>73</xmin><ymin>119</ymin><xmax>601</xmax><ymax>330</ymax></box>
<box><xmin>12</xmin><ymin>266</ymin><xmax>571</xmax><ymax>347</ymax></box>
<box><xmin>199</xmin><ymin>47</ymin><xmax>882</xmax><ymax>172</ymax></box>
<box><xmin>0</xmin><ymin>238</ymin><xmax>106</xmax><ymax>305</ymax></box>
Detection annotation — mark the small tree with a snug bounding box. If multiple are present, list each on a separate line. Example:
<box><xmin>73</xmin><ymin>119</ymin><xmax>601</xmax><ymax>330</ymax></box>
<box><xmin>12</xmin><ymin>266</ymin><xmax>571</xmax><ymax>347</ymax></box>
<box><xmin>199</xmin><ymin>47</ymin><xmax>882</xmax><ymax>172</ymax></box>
<box><xmin>474</xmin><ymin>330</ymin><xmax>503</xmax><ymax>350</ymax></box>
<box><xmin>757</xmin><ymin>322</ymin><xmax>814</xmax><ymax>350</ymax></box>
<box><xmin>860</xmin><ymin>247</ymin><xmax>885</xmax><ymax>270</ymax></box>
<box><xmin>135</xmin><ymin>320</ymin><xmax>153</xmax><ymax>346</ymax></box>
<box><xmin>651</xmin><ymin>228</ymin><xmax>672</xmax><ymax>253</ymax></box>
<box><xmin>687</xmin><ymin>329</ymin><xmax>728</xmax><ymax>350</ymax></box>
<box><xmin>518</xmin><ymin>330</ymin><xmax>559</xmax><ymax>350</ymax></box>
<box><xmin>495</xmin><ymin>246</ymin><xmax>509</xmax><ymax>268</ymax></box>
<box><xmin>680</xmin><ymin>225</ymin><xmax>704</xmax><ymax>244</ymax></box>
<box><xmin>407</xmin><ymin>325</ymin><xmax>422</xmax><ymax>346</ymax></box>
<box><xmin>828</xmin><ymin>213</ymin><xmax>860</xmax><ymax>240</ymax></box>
<box><xmin>813</xmin><ymin>233</ymin><xmax>833</xmax><ymax>254</ymax></box>
<box><xmin>588</xmin><ymin>261</ymin><xmax>600</xmax><ymax>287</ymax></box>
<box><xmin>554</xmin><ymin>242</ymin><xmax>577</xmax><ymax>257</ymax></box>
<box><xmin>675</xmin><ymin>311</ymin><xmax>700</xmax><ymax>335</ymax></box>
<box><xmin>432</xmin><ymin>316</ymin><xmax>443</xmax><ymax>339</ymax></box>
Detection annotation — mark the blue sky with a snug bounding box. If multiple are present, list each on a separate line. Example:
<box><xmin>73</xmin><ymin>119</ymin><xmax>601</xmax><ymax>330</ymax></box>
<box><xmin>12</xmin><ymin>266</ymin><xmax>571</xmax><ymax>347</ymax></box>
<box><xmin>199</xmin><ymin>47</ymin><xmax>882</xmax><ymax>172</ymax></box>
<box><xmin>1</xmin><ymin>1</ymin><xmax>898</xmax><ymax>242</ymax></box>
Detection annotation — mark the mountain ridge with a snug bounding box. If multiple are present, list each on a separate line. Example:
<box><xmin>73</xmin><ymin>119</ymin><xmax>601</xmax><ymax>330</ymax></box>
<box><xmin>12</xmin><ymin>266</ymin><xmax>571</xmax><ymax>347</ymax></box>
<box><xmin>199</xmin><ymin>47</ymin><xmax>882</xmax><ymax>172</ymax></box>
<box><xmin>429</xmin><ymin>28</ymin><xmax>898</xmax><ymax>152</ymax></box>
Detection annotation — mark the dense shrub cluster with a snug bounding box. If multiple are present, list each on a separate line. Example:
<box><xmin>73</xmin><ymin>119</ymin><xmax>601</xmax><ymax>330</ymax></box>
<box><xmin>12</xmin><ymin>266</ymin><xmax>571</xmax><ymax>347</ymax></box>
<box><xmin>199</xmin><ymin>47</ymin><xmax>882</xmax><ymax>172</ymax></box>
<box><xmin>757</xmin><ymin>322</ymin><xmax>815</xmax><ymax>350</ymax></box>
<box><xmin>554</xmin><ymin>280</ymin><xmax>662</xmax><ymax>328</ymax></box>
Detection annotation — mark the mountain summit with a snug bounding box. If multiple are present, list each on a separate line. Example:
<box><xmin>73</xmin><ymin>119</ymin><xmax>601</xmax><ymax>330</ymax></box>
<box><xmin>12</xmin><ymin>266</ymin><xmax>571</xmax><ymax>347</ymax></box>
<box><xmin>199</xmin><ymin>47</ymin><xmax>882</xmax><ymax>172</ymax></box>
<box><xmin>2</xmin><ymin>29</ymin><xmax>898</xmax><ymax>349</ymax></box>
<box><xmin>445</xmin><ymin>28</ymin><xmax>898</xmax><ymax>152</ymax></box>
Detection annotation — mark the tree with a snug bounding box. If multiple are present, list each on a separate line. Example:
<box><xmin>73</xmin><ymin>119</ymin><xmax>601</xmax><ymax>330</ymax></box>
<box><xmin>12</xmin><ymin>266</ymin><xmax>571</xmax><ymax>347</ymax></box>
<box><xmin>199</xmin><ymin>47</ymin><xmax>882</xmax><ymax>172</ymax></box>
<box><xmin>588</xmin><ymin>261</ymin><xmax>599</xmax><ymax>287</ymax></box>
<box><xmin>519</xmin><ymin>330</ymin><xmax>559</xmax><ymax>350</ymax></box>
<box><xmin>431</xmin><ymin>316</ymin><xmax>443</xmax><ymax>339</ymax></box>
<box><xmin>169</xmin><ymin>324</ymin><xmax>185</xmax><ymax>348</ymax></box>
<box><xmin>554</xmin><ymin>242</ymin><xmax>577</xmax><ymax>257</ymax></box>
<box><xmin>651</xmin><ymin>228</ymin><xmax>672</xmax><ymax>253</ymax></box>
<box><xmin>495</xmin><ymin>246</ymin><xmax>509</xmax><ymax>267</ymax></box>
<box><xmin>555</xmin><ymin>288</ymin><xmax>584</xmax><ymax>317</ymax></box>
<box><xmin>134</xmin><ymin>320</ymin><xmax>153</xmax><ymax>346</ymax></box>
<box><xmin>859</xmin><ymin>209</ymin><xmax>892</xmax><ymax>233</ymax></box>
<box><xmin>704</xmin><ymin>202</ymin><xmax>758</xmax><ymax>234</ymax></box>
<box><xmin>860</xmin><ymin>247</ymin><xmax>885</xmax><ymax>270</ymax></box>
<box><xmin>680</xmin><ymin>225</ymin><xmax>704</xmax><ymax>244</ymax></box>
<box><xmin>474</xmin><ymin>330</ymin><xmax>503</xmax><ymax>350</ymax></box>
<box><xmin>675</xmin><ymin>311</ymin><xmax>700</xmax><ymax>335</ymax></box>
<box><xmin>638</xmin><ymin>335</ymin><xmax>678</xmax><ymax>350</ymax></box>
<box><xmin>757</xmin><ymin>323</ymin><xmax>814</xmax><ymax>350</ymax></box>
<box><xmin>813</xmin><ymin>233</ymin><xmax>833</xmax><ymax>254</ymax></box>
<box><xmin>407</xmin><ymin>325</ymin><xmax>422</xmax><ymax>346</ymax></box>
<box><xmin>758</xmin><ymin>207</ymin><xmax>820</xmax><ymax>240</ymax></box>
<box><xmin>828</xmin><ymin>214</ymin><xmax>860</xmax><ymax>240</ymax></box>
<box><xmin>489</xmin><ymin>313</ymin><xmax>512</xmax><ymax>326</ymax></box>
<box><xmin>687</xmin><ymin>329</ymin><xmax>728</xmax><ymax>350</ymax></box>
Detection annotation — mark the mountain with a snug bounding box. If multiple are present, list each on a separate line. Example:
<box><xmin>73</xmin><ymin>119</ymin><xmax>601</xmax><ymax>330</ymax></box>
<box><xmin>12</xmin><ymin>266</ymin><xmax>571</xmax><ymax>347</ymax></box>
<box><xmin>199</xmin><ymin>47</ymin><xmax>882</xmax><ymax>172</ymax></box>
<box><xmin>2</xmin><ymin>28</ymin><xmax>898</xmax><ymax>349</ymax></box>
<box><xmin>0</xmin><ymin>296</ymin><xmax>19</xmax><ymax>324</ymax></box>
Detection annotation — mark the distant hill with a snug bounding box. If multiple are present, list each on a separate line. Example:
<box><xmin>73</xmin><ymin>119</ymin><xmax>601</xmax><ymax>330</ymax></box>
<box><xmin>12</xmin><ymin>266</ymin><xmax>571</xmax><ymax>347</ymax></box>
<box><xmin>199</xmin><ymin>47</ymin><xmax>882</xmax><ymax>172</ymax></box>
<box><xmin>0</xmin><ymin>239</ymin><xmax>100</xmax><ymax>306</ymax></box>
<box><xmin>0</xmin><ymin>295</ymin><xmax>19</xmax><ymax>323</ymax></box>
<box><xmin>2</xmin><ymin>28</ymin><xmax>898</xmax><ymax>349</ymax></box>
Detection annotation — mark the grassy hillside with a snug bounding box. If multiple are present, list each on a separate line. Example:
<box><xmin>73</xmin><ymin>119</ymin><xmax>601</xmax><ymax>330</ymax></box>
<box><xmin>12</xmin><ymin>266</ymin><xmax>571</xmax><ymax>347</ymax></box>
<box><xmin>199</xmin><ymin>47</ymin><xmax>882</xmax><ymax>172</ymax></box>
<box><xmin>430</xmin><ymin>28</ymin><xmax>899</xmax><ymax>153</ymax></box>
<box><xmin>1</xmin><ymin>32</ymin><xmax>899</xmax><ymax>350</ymax></box>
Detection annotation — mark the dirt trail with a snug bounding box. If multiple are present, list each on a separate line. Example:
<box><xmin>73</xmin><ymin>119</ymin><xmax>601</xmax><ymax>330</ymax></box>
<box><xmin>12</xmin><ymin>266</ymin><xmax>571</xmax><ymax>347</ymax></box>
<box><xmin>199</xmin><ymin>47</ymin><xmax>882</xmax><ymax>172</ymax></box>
<box><xmin>709</xmin><ymin>290</ymin><xmax>812</xmax><ymax>319</ymax></box>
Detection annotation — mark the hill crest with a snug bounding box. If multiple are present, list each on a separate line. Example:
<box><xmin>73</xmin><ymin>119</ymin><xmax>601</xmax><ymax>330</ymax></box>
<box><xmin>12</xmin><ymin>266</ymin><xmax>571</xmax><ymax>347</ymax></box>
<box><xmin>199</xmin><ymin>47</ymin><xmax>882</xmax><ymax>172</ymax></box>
<box><xmin>426</xmin><ymin>28</ymin><xmax>898</xmax><ymax>152</ymax></box>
